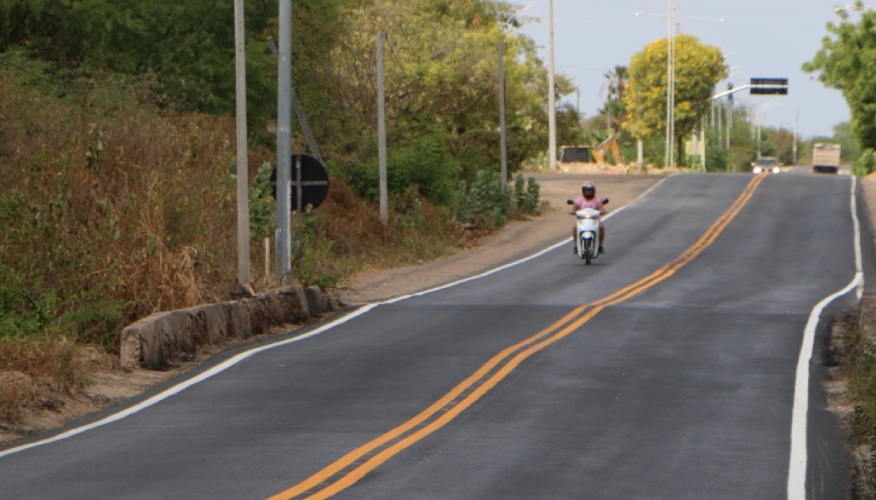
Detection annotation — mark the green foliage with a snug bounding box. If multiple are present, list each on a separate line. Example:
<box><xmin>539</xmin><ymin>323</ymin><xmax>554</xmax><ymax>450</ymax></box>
<box><xmin>289</xmin><ymin>0</ymin><xmax>576</xmax><ymax>174</ymax></box>
<box><xmin>1</xmin><ymin>0</ymin><xmax>278</xmax><ymax>122</ymax></box>
<box><xmin>291</xmin><ymin>212</ymin><xmax>345</xmax><ymax>290</ymax></box>
<box><xmin>58</xmin><ymin>299</ymin><xmax>127</xmax><ymax>346</ymax></box>
<box><xmin>704</xmin><ymin>130</ymin><xmax>730</xmax><ymax>172</ymax></box>
<box><xmin>855</xmin><ymin>148</ymin><xmax>876</xmax><ymax>177</ymax></box>
<box><xmin>454</xmin><ymin>170</ymin><xmax>511</xmax><ymax>229</ymax></box>
<box><xmin>600</xmin><ymin>65</ymin><xmax>629</xmax><ymax>133</ymax></box>
<box><xmin>394</xmin><ymin>133</ymin><xmax>461</xmax><ymax>205</ymax></box>
<box><xmin>392</xmin><ymin>185</ymin><xmax>426</xmax><ymax>230</ymax></box>
<box><xmin>624</xmin><ymin>34</ymin><xmax>727</xmax><ymax>166</ymax></box>
<box><xmin>0</xmin><ymin>1</ymin><xmax>571</xmax><ymax>353</ymax></box>
<box><xmin>834</xmin><ymin>122</ymin><xmax>861</xmax><ymax>162</ymax></box>
<box><xmin>354</xmin><ymin>130</ymin><xmax>461</xmax><ymax>206</ymax></box>
<box><xmin>249</xmin><ymin>162</ymin><xmax>276</xmax><ymax>240</ymax></box>
<box><xmin>0</xmin><ymin>267</ymin><xmax>50</xmax><ymax>338</ymax></box>
<box><xmin>512</xmin><ymin>174</ymin><xmax>541</xmax><ymax>215</ymax></box>
<box><xmin>556</xmin><ymin>103</ymin><xmax>586</xmax><ymax>149</ymax></box>
<box><xmin>804</xmin><ymin>2</ymin><xmax>876</xmax><ymax>150</ymax></box>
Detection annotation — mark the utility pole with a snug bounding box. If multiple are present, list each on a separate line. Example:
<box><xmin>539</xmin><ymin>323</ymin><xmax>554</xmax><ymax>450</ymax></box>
<box><xmin>276</xmin><ymin>0</ymin><xmax>292</xmax><ymax>282</ymax></box>
<box><xmin>234</xmin><ymin>0</ymin><xmax>250</xmax><ymax>287</ymax></box>
<box><xmin>548</xmin><ymin>0</ymin><xmax>557</xmax><ymax>170</ymax></box>
<box><xmin>667</xmin><ymin>2</ymin><xmax>676</xmax><ymax>168</ymax></box>
<box><xmin>499</xmin><ymin>40</ymin><xmax>508</xmax><ymax>187</ymax></box>
<box><xmin>726</xmin><ymin>93</ymin><xmax>732</xmax><ymax>150</ymax></box>
<box><xmin>267</xmin><ymin>38</ymin><xmax>322</xmax><ymax>165</ymax></box>
<box><xmin>377</xmin><ymin>33</ymin><xmax>388</xmax><ymax>226</ymax></box>
<box><xmin>794</xmin><ymin>108</ymin><xmax>799</xmax><ymax>165</ymax></box>
<box><xmin>700</xmin><ymin>117</ymin><xmax>706</xmax><ymax>171</ymax></box>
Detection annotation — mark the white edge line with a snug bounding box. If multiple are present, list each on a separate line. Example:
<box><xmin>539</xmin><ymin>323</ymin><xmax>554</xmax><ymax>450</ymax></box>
<box><xmin>0</xmin><ymin>175</ymin><xmax>672</xmax><ymax>458</ymax></box>
<box><xmin>787</xmin><ymin>176</ymin><xmax>864</xmax><ymax>499</ymax></box>
<box><xmin>385</xmin><ymin>205</ymin><xmax>627</xmax><ymax>303</ymax></box>
<box><xmin>0</xmin><ymin>304</ymin><xmax>381</xmax><ymax>459</ymax></box>
<box><xmin>385</xmin><ymin>175</ymin><xmax>673</xmax><ymax>304</ymax></box>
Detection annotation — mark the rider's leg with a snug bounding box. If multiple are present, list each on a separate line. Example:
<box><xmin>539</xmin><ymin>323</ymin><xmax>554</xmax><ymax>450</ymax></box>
<box><xmin>599</xmin><ymin>222</ymin><xmax>606</xmax><ymax>249</ymax></box>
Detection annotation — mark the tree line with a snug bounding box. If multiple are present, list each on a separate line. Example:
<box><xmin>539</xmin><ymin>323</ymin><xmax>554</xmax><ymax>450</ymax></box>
<box><xmin>1</xmin><ymin>0</ymin><xmax>591</xmax><ymax>192</ymax></box>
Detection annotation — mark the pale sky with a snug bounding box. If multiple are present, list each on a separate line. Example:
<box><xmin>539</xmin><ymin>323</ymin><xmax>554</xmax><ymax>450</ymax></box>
<box><xmin>518</xmin><ymin>0</ymin><xmax>852</xmax><ymax>139</ymax></box>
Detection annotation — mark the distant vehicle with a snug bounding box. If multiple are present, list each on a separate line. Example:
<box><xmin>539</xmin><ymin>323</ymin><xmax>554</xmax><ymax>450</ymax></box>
<box><xmin>812</xmin><ymin>143</ymin><xmax>841</xmax><ymax>174</ymax></box>
<box><xmin>752</xmin><ymin>156</ymin><xmax>781</xmax><ymax>174</ymax></box>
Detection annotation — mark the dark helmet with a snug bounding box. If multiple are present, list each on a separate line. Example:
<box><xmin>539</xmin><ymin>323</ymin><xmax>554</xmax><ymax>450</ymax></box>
<box><xmin>581</xmin><ymin>182</ymin><xmax>596</xmax><ymax>199</ymax></box>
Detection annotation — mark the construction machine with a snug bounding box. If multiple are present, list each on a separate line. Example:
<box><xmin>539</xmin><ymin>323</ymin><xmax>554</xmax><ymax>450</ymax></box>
<box><xmin>591</xmin><ymin>135</ymin><xmax>622</xmax><ymax>165</ymax></box>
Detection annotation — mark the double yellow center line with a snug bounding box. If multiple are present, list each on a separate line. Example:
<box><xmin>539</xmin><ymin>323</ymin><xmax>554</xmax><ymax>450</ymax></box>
<box><xmin>269</xmin><ymin>174</ymin><xmax>767</xmax><ymax>500</ymax></box>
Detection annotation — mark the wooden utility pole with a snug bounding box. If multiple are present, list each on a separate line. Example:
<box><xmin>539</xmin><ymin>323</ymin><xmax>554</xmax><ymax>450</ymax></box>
<box><xmin>499</xmin><ymin>40</ymin><xmax>508</xmax><ymax>187</ymax></box>
<box><xmin>548</xmin><ymin>0</ymin><xmax>557</xmax><ymax>170</ymax></box>
<box><xmin>377</xmin><ymin>33</ymin><xmax>388</xmax><ymax>226</ymax></box>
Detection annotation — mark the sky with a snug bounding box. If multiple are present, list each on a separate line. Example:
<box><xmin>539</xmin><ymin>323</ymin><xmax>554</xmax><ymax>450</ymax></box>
<box><xmin>517</xmin><ymin>0</ymin><xmax>852</xmax><ymax>139</ymax></box>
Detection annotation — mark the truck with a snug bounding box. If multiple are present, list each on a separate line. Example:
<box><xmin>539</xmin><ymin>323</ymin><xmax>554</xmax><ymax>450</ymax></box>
<box><xmin>812</xmin><ymin>143</ymin><xmax>841</xmax><ymax>174</ymax></box>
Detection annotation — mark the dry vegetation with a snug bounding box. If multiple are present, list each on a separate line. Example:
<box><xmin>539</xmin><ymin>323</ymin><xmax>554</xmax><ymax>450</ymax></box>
<box><xmin>0</xmin><ymin>69</ymin><xmax>487</xmax><ymax>433</ymax></box>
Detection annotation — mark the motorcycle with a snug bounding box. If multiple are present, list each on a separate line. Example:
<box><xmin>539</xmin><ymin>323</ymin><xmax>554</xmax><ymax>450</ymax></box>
<box><xmin>567</xmin><ymin>198</ymin><xmax>608</xmax><ymax>265</ymax></box>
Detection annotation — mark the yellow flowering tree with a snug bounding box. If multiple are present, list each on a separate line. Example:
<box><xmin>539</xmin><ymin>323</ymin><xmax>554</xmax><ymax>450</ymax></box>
<box><xmin>624</xmin><ymin>34</ymin><xmax>726</xmax><ymax>166</ymax></box>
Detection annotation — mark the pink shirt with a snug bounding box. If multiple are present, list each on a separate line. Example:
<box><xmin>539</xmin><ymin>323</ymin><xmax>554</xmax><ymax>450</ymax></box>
<box><xmin>573</xmin><ymin>196</ymin><xmax>604</xmax><ymax>211</ymax></box>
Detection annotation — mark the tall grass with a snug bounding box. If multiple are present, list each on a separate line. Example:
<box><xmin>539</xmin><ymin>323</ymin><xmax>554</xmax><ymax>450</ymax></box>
<box><xmin>0</xmin><ymin>68</ymin><xmax>482</xmax><ymax>353</ymax></box>
<box><xmin>0</xmin><ymin>67</ymin><xmax>541</xmax><ymax>426</ymax></box>
<box><xmin>0</xmin><ymin>71</ymin><xmax>251</xmax><ymax>349</ymax></box>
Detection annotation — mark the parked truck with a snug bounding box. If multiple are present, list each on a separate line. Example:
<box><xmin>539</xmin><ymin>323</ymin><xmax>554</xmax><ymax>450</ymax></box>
<box><xmin>812</xmin><ymin>143</ymin><xmax>841</xmax><ymax>174</ymax></box>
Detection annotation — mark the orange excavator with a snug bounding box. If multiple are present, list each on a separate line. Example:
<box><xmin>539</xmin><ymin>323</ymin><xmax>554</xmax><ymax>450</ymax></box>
<box><xmin>591</xmin><ymin>135</ymin><xmax>622</xmax><ymax>165</ymax></box>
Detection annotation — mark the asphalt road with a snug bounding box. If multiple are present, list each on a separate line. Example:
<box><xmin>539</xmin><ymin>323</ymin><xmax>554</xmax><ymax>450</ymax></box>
<box><xmin>0</xmin><ymin>173</ymin><xmax>864</xmax><ymax>499</ymax></box>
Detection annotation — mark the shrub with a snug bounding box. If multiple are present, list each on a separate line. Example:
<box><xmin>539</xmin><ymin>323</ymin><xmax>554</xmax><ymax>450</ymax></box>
<box><xmin>249</xmin><ymin>162</ymin><xmax>276</xmax><ymax>240</ymax></box>
<box><xmin>0</xmin><ymin>66</ymin><xmax>244</xmax><ymax>349</ymax></box>
<box><xmin>512</xmin><ymin>174</ymin><xmax>541</xmax><ymax>216</ymax></box>
<box><xmin>454</xmin><ymin>170</ymin><xmax>511</xmax><ymax>230</ymax></box>
<box><xmin>351</xmin><ymin>130</ymin><xmax>461</xmax><ymax>206</ymax></box>
<box><xmin>855</xmin><ymin>149</ymin><xmax>876</xmax><ymax>177</ymax></box>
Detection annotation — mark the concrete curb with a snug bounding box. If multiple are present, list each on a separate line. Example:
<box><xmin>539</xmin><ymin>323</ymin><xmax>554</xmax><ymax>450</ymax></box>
<box><xmin>119</xmin><ymin>286</ymin><xmax>339</xmax><ymax>371</ymax></box>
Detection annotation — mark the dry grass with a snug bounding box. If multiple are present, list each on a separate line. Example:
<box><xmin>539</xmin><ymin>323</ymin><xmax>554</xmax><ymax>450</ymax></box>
<box><xmin>0</xmin><ymin>70</ymin><xmax>255</xmax><ymax>423</ymax></box>
<box><xmin>0</xmin><ymin>339</ymin><xmax>108</xmax><ymax>426</ymax></box>
<box><xmin>0</xmin><ymin>68</ymin><xmax>474</xmax><ymax>429</ymax></box>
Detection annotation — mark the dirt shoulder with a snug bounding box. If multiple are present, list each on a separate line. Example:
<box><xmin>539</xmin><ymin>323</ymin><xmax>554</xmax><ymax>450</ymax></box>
<box><xmin>341</xmin><ymin>172</ymin><xmax>666</xmax><ymax>304</ymax></box>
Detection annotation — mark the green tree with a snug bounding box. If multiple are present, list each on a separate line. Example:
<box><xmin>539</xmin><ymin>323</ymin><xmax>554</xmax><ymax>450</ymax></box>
<box><xmin>301</xmin><ymin>0</ymin><xmax>572</xmax><ymax>180</ymax></box>
<box><xmin>0</xmin><ymin>0</ymin><xmax>278</xmax><ymax>122</ymax></box>
<box><xmin>803</xmin><ymin>2</ymin><xmax>876</xmax><ymax>150</ymax></box>
<box><xmin>832</xmin><ymin>121</ymin><xmax>860</xmax><ymax>161</ymax></box>
<box><xmin>599</xmin><ymin>65</ymin><xmax>629</xmax><ymax>133</ymax></box>
<box><xmin>623</xmin><ymin>34</ymin><xmax>726</xmax><ymax>167</ymax></box>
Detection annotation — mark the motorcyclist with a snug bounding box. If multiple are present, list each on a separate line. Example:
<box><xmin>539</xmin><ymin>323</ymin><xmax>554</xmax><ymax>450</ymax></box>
<box><xmin>571</xmin><ymin>182</ymin><xmax>607</xmax><ymax>254</ymax></box>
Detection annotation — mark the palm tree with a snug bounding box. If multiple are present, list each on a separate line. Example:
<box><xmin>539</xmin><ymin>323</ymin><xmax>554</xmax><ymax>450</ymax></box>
<box><xmin>599</xmin><ymin>65</ymin><xmax>629</xmax><ymax>133</ymax></box>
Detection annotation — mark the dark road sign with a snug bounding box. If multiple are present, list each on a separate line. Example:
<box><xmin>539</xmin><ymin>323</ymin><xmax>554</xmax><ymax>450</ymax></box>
<box><xmin>271</xmin><ymin>154</ymin><xmax>330</xmax><ymax>210</ymax></box>
<box><xmin>750</xmin><ymin>77</ymin><xmax>788</xmax><ymax>95</ymax></box>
